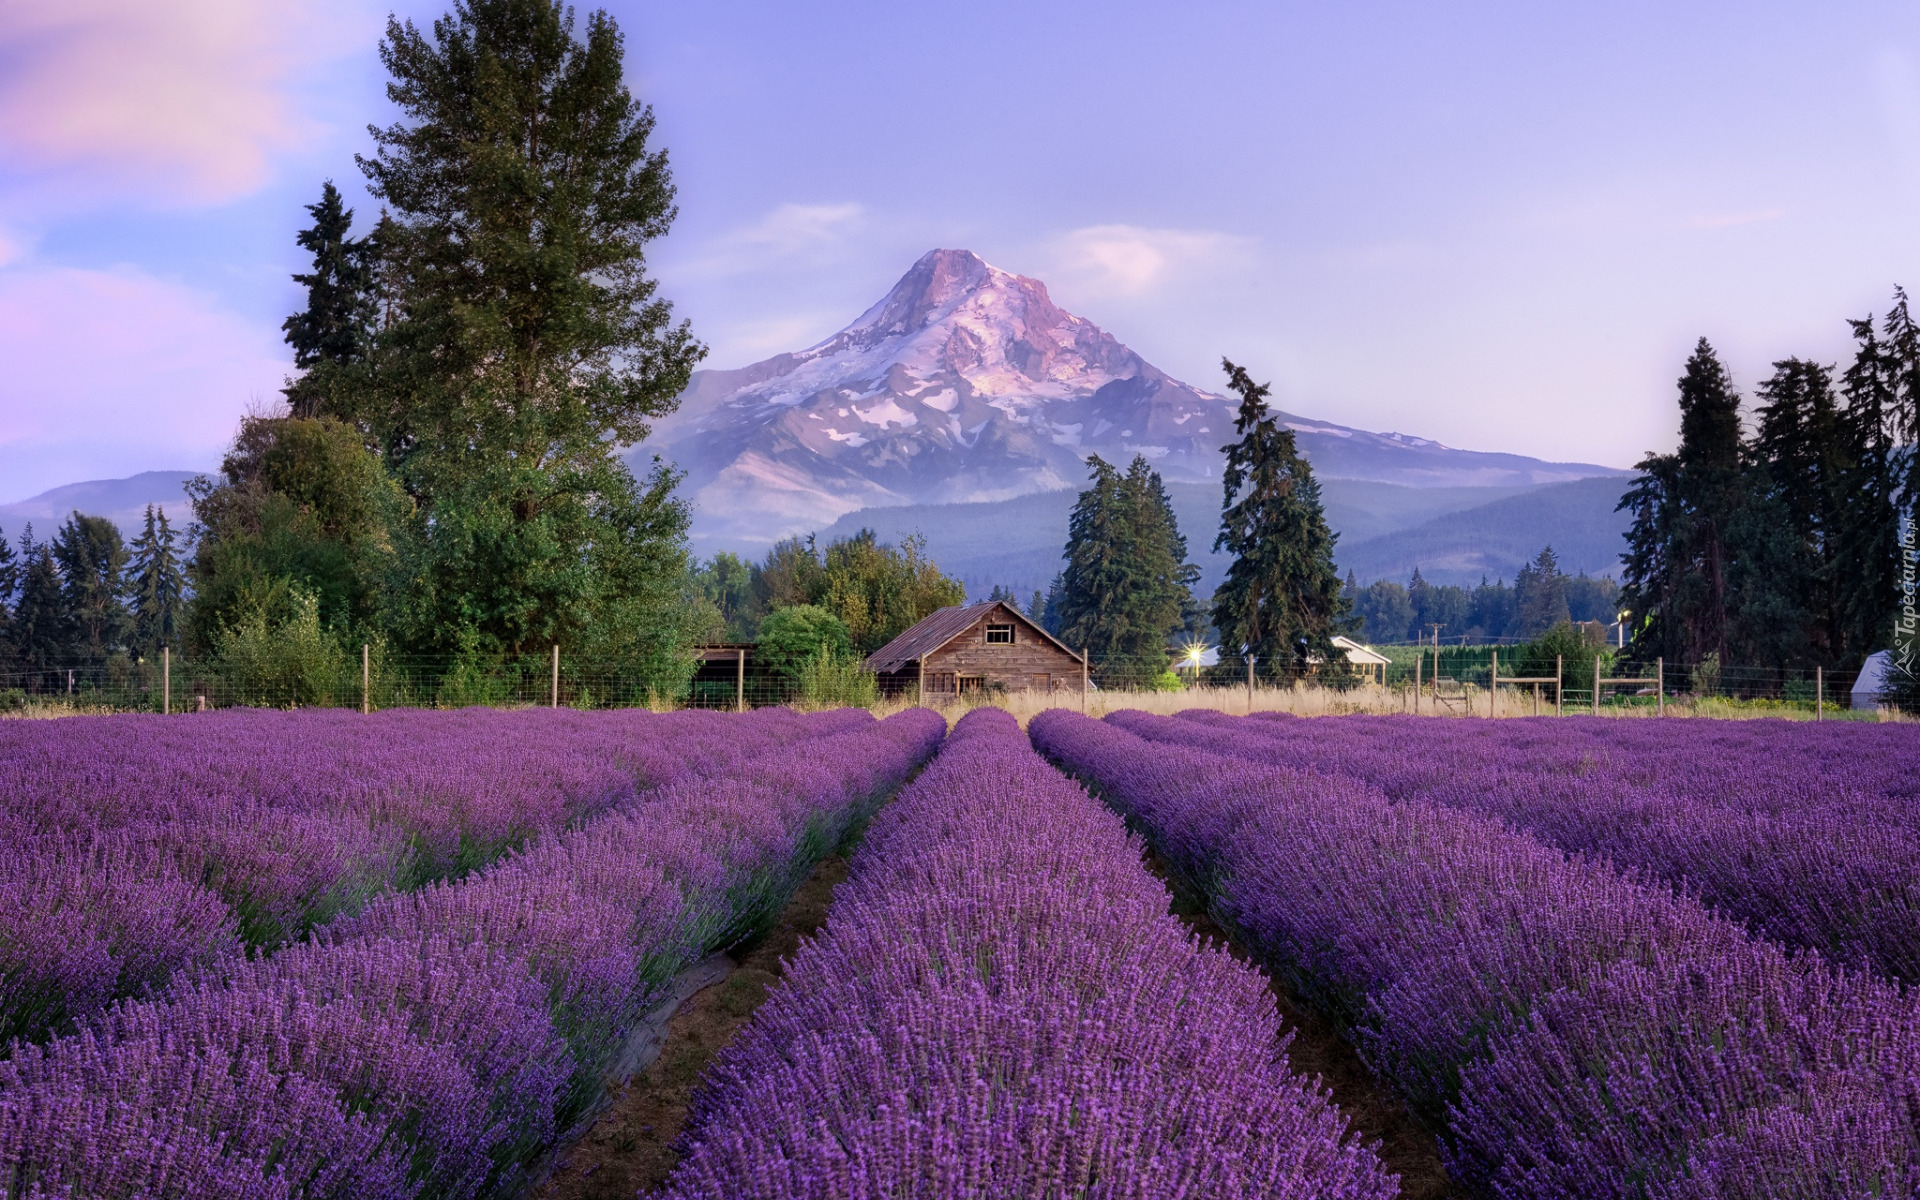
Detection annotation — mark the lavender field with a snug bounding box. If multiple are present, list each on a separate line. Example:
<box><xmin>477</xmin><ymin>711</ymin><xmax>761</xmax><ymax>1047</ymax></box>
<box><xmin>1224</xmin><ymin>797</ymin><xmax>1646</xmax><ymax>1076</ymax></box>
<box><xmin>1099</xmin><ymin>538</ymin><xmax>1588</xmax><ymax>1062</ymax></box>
<box><xmin>2</xmin><ymin>706</ymin><xmax>1916</xmax><ymax>1198</ymax></box>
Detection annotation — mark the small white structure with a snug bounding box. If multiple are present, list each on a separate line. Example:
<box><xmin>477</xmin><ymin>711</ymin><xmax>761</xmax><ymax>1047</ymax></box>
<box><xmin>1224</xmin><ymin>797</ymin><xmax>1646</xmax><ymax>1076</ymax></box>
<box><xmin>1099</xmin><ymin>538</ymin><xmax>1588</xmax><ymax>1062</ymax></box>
<box><xmin>1333</xmin><ymin>635</ymin><xmax>1392</xmax><ymax>684</ymax></box>
<box><xmin>1853</xmin><ymin>650</ymin><xmax>1893</xmax><ymax>710</ymax></box>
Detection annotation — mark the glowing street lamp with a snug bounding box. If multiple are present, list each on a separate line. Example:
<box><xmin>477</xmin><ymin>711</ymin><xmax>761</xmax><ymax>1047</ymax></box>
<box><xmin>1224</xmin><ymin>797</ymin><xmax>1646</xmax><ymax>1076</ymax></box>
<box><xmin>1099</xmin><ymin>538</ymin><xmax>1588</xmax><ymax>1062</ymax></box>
<box><xmin>1616</xmin><ymin>610</ymin><xmax>1630</xmax><ymax>649</ymax></box>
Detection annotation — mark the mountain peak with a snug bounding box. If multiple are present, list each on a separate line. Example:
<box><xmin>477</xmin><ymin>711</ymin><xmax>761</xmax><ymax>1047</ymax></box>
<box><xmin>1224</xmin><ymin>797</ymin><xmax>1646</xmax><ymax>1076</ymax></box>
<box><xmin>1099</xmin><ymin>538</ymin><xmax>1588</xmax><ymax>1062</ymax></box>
<box><xmin>830</xmin><ymin>247</ymin><xmax>1052</xmax><ymax>351</ymax></box>
<box><xmin>640</xmin><ymin>251</ymin><xmax>1626</xmax><ymax>549</ymax></box>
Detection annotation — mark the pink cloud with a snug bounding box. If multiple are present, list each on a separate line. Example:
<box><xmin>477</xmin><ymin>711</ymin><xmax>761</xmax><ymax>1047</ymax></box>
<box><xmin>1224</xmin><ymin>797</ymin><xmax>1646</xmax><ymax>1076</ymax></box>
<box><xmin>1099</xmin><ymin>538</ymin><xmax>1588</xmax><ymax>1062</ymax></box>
<box><xmin>0</xmin><ymin>0</ymin><xmax>364</xmax><ymax>204</ymax></box>
<box><xmin>0</xmin><ymin>265</ymin><xmax>289</xmax><ymax>499</ymax></box>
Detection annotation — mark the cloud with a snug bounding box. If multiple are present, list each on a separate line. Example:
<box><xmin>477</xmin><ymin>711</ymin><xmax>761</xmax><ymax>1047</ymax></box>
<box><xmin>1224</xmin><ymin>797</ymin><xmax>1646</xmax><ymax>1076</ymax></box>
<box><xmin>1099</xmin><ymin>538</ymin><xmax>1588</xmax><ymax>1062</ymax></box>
<box><xmin>668</xmin><ymin>202</ymin><xmax>867</xmax><ymax>279</ymax></box>
<box><xmin>0</xmin><ymin>265</ymin><xmax>289</xmax><ymax>500</ymax></box>
<box><xmin>0</xmin><ymin>0</ymin><xmax>366</xmax><ymax>205</ymax></box>
<box><xmin>1044</xmin><ymin>224</ymin><xmax>1255</xmax><ymax>297</ymax></box>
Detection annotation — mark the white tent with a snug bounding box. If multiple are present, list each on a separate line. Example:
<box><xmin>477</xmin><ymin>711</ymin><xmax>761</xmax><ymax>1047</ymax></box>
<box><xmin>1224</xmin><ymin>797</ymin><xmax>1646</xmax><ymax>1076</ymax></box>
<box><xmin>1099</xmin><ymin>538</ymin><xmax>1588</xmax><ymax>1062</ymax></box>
<box><xmin>1853</xmin><ymin>650</ymin><xmax>1892</xmax><ymax>710</ymax></box>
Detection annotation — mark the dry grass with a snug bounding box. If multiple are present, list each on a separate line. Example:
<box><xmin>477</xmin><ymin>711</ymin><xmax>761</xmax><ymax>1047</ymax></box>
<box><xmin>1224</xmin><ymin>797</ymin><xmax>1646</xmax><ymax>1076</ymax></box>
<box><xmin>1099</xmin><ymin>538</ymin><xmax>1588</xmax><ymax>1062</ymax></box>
<box><xmin>870</xmin><ymin>683</ymin><xmax>1906</xmax><ymax>727</ymax></box>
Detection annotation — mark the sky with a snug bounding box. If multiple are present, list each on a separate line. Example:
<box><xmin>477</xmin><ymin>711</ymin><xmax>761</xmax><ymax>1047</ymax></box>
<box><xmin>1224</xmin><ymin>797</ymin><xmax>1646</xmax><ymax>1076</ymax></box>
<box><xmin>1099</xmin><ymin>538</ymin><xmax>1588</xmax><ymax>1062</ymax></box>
<box><xmin>2</xmin><ymin>0</ymin><xmax>1919</xmax><ymax>502</ymax></box>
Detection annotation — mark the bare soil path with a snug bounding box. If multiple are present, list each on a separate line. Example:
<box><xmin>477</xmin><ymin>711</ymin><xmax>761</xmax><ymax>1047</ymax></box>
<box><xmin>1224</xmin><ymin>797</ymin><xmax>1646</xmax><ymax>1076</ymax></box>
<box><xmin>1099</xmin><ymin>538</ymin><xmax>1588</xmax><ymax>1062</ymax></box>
<box><xmin>1143</xmin><ymin>850</ymin><xmax>1465</xmax><ymax>1200</ymax></box>
<box><xmin>533</xmin><ymin>853</ymin><xmax>850</xmax><ymax>1200</ymax></box>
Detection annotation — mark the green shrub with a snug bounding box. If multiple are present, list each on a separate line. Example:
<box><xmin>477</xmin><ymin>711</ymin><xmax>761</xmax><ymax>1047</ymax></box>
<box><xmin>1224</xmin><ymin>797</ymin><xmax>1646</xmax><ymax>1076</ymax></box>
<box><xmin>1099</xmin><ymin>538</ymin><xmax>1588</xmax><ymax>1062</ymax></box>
<box><xmin>757</xmin><ymin>605</ymin><xmax>854</xmax><ymax>685</ymax></box>
<box><xmin>796</xmin><ymin>648</ymin><xmax>877</xmax><ymax>708</ymax></box>
<box><xmin>210</xmin><ymin>587</ymin><xmax>350</xmax><ymax>707</ymax></box>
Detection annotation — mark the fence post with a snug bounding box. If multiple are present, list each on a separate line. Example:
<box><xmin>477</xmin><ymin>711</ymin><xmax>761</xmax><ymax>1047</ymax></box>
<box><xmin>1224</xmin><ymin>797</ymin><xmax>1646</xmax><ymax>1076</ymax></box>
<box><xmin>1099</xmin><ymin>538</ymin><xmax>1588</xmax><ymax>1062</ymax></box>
<box><xmin>361</xmin><ymin>643</ymin><xmax>370</xmax><ymax>715</ymax></box>
<box><xmin>1555</xmin><ymin>656</ymin><xmax>1563</xmax><ymax>717</ymax></box>
<box><xmin>1246</xmin><ymin>653</ymin><xmax>1254</xmax><ymax>714</ymax></box>
<box><xmin>1593</xmin><ymin>655</ymin><xmax>1602</xmax><ymax>716</ymax></box>
<box><xmin>551</xmin><ymin>644</ymin><xmax>559</xmax><ymax>710</ymax></box>
<box><xmin>1656</xmin><ymin>658</ymin><xmax>1664</xmax><ymax>716</ymax></box>
<box><xmin>1490</xmin><ymin>650</ymin><xmax>1498</xmax><ymax>718</ymax></box>
<box><xmin>737</xmin><ymin>648</ymin><xmax>747</xmax><ymax>713</ymax></box>
<box><xmin>1081</xmin><ymin>649</ymin><xmax>1089</xmax><ymax>713</ymax></box>
<box><xmin>1815</xmin><ymin>665</ymin><xmax>1823</xmax><ymax>722</ymax></box>
<box><xmin>1413</xmin><ymin>652</ymin><xmax>1421</xmax><ymax>714</ymax></box>
<box><xmin>162</xmin><ymin>646</ymin><xmax>170</xmax><ymax>715</ymax></box>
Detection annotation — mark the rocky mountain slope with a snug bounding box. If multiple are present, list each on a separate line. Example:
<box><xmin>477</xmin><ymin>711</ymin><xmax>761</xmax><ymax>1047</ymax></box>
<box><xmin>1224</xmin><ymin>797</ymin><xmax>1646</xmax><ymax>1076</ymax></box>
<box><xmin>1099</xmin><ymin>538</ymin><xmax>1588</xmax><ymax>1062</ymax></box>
<box><xmin>638</xmin><ymin>249</ymin><xmax>1624</xmax><ymax>549</ymax></box>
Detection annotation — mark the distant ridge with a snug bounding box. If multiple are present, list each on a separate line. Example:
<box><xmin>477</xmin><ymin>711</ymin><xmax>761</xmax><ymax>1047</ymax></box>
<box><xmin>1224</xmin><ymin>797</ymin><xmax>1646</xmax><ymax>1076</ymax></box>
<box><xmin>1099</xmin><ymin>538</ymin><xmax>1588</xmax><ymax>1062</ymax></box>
<box><xmin>0</xmin><ymin>471</ymin><xmax>199</xmax><ymax>539</ymax></box>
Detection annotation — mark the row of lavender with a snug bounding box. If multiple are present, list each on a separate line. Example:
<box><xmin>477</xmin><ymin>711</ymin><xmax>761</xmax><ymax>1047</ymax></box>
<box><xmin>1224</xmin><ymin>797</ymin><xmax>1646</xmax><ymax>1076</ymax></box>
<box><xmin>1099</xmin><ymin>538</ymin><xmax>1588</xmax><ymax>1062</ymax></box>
<box><xmin>1034</xmin><ymin>709</ymin><xmax>1920</xmax><ymax>1199</ymax></box>
<box><xmin>0</xmin><ymin>708</ymin><xmax>845</xmax><ymax>1047</ymax></box>
<box><xmin>658</xmin><ymin>707</ymin><xmax>1395</xmax><ymax>1199</ymax></box>
<box><xmin>0</xmin><ymin>708</ymin><xmax>945</xmax><ymax>1200</ymax></box>
<box><xmin>1178</xmin><ymin>711</ymin><xmax>1920</xmax><ymax>984</ymax></box>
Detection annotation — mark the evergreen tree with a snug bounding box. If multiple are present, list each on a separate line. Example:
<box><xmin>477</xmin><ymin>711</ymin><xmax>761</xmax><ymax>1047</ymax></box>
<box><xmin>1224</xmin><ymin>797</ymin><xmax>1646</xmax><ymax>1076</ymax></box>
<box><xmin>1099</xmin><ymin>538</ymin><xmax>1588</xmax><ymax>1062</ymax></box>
<box><xmin>1468</xmin><ymin>576</ymin><xmax>1517</xmax><ymax>641</ymax></box>
<box><xmin>126</xmin><ymin>505</ymin><xmax>188</xmax><ymax>658</ymax></box>
<box><xmin>1055</xmin><ymin>455</ymin><xmax>1196</xmax><ymax>683</ymax></box>
<box><xmin>0</xmin><ymin>526</ymin><xmax>17</xmax><ymax>668</ymax></box>
<box><xmin>1028</xmin><ymin>589</ymin><xmax>1045</xmax><ymax>621</ymax></box>
<box><xmin>13</xmin><ymin>527</ymin><xmax>64</xmax><ymax>684</ymax></box>
<box><xmin>282</xmin><ymin>181</ymin><xmax>378</xmax><ymax>418</ymax></box>
<box><xmin>1617</xmin><ymin>338</ymin><xmax>1744</xmax><ymax>665</ymax></box>
<box><xmin>1041</xmin><ymin>574</ymin><xmax>1066</xmax><ymax>637</ymax></box>
<box><xmin>337</xmin><ymin>0</ymin><xmax>706</xmax><ymax>675</ymax></box>
<box><xmin>1734</xmin><ymin>358</ymin><xmax>1847</xmax><ymax>667</ymax></box>
<box><xmin>1209</xmin><ymin>359</ymin><xmax>1346</xmax><ymax>674</ymax></box>
<box><xmin>1513</xmin><ymin>546</ymin><xmax>1572</xmax><ymax>637</ymax></box>
<box><xmin>1834</xmin><ymin>311</ymin><xmax>1900</xmax><ymax>664</ymax></box>
<box><xmin>50</xmin><ymin>513</ymin><xmax>130</xmax><ymax>664</ymax></box>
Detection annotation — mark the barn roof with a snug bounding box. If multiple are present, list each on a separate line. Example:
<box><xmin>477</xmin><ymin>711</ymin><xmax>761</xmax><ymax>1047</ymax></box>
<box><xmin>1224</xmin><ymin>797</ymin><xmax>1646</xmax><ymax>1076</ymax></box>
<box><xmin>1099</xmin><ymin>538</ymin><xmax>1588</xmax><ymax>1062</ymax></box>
<box><xmin>863</xmin><ymin>601</ymin><xmax>1082</xmax><ymax>675</ymax></box>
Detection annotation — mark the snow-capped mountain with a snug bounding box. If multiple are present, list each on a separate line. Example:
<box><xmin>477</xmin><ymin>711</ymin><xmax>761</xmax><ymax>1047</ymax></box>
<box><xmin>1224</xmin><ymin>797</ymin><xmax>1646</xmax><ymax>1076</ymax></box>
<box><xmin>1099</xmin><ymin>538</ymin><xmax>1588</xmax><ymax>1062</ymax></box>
<box><xmin>640</xmin><ymin>249</ymin><xmax>1624</xmax><ymax>547</ymax></box>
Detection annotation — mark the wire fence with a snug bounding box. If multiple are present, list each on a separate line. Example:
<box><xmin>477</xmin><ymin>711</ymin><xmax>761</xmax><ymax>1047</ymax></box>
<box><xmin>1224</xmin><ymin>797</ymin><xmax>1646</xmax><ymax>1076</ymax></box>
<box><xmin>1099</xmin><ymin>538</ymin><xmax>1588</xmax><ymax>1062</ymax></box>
<box><xmin>0</xmin><ymin>646</ymin><xmax>1886</xmax><ymax>718</ymax></box>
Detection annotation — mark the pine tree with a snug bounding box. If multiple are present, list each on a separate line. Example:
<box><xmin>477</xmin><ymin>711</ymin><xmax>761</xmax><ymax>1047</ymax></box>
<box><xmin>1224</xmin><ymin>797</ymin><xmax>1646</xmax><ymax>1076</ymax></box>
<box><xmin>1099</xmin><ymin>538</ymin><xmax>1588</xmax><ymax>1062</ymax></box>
<box><xmin>51</xmin><ymin>513</ymin><xmax>131</xmax><ymax>664</ymax></box>
<box><xmin>1834</xmin><ymin>311</ymin><xmax>1899</xmax><ymax>665</ymax></box>
<box><xmin>1054</xmin><ymin>455</ymin><xmax>1196</xmax><ymax>683</ymax></box>
<box><xmin>1617</xmin><ymin>338</ymin><xmax>1744</xmax><ymax>665</ymax></box>
<box><xmin>1028</xmin><ymin>589</ymin><xmax>1045</xmax><ymax>621</ymax></box>
<box><xmin>1734</xmin><ymin>358</ymin><xmax>1847</xmax><ymax>667</ymax></box>
<box><xmin>127</xmin><ymin>505</ymin><xmax>187</xmax><ymax>658</ymax></box>
<box><xmin>0</xmin><ymin>526</ymin><xmax>17</xmax><ymax>668</ymax></box>
<box><xmin>1513</xmin><ymin>546</ymin><xmax>1571</xmax><ymax>637</ymax></box>
<box><xmin>1209</xmin><ymin>359</ymin><xmax>1346</xmax><ymax>675</ymax></box>
<box><xmin>282</xmin><ymin>181</ymin><xmax>378</xmax><ymax>419</ymax></box>
<box><xmin>13</xmin><ymin>526</ymin><xmax>66</xmax><ymax>683</ymax></box>
<box><xmin>339</xmin><ymin>0</ymin><xmax>706</xmax><ymax>674</ymax></box>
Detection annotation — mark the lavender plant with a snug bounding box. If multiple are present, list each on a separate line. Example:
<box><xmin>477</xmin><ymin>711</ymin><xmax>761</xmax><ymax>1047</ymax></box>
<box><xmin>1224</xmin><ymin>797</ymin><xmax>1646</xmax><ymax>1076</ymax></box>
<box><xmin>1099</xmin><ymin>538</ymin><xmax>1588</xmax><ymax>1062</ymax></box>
<box><xmin>0</xmin><ymin>708</ymin><xmax>943</xmax><ymax>1200</ymax></box>
<box><xmin>660</xmin><ymin>707</ymin><xmax>1397</xmax><ymax>1200</ymax></box>
<box><xmin>1030</xmin><ymin>708</ymin><xmax>1920</xmax><ymax>1200</ymax></box>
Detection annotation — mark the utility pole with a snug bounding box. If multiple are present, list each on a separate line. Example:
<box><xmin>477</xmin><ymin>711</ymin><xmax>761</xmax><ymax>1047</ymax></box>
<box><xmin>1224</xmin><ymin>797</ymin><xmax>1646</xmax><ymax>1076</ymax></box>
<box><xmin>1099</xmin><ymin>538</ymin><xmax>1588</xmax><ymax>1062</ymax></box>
<box><xmin>551</xmin><ymin>644</ymin><xmax>559</xmax><ymax>709</ymax></box>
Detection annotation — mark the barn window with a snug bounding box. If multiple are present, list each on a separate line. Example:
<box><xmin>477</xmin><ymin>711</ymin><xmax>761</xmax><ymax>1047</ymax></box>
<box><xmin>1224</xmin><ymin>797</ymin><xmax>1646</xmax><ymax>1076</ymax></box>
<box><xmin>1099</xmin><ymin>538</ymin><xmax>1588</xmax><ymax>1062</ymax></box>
<box><xmin>958</xmin><ymin>675</ymin><xmax>986</xmax><ymax>694</ymax></box>
<box><xmin>985</xmin><ymin>624</ymin><xmax>1014</xmax><ymax>645</ymax></box>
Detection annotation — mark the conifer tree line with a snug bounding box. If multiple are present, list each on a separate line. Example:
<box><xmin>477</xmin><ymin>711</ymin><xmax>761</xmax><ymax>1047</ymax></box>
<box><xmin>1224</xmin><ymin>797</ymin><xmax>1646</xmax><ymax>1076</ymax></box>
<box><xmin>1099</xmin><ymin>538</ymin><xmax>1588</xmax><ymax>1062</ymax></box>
<box><xmin>1344</xmin><ymin>550</ymin><xmax>1622</xmax><ymax>644</ymax></box>
<box><xmin>1040</xmin><ymin>360</ymin><xmax>1349</xmax><ymax>684</ymax></box>
<box><xmin>0</xmin><ymin>508</ymin><xmax>188</xmax><ymax>690</ymax></box>
<box><xmin>1619</xmin><ymin>291</ymin><xmax>1920</xmax><ymax>685</ymax></box>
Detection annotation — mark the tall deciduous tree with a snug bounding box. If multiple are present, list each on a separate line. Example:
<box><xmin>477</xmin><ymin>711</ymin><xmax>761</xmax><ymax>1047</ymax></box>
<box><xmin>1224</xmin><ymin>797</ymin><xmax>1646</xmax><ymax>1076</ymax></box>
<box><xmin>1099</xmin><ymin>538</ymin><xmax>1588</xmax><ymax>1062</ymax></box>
<box><xmin>1210</xmin><ymin>359</ymin><xmax>1346</xmax><ymax>673</ymax></box>
<box><xmin>126</xmin><ymin>505</ymin><xmax>188</xmax><ymax>658</ymax></box>
<box><xmin>50</xmin><ymin>513</ymin><xmax>130</xmax><ymax>664</ymax></box>
<box><xmin>283</xmin><ymin>181</ymin><xmax>379</xmax><ymax>419</ymax></box>
<box><xmin>187</xmin><ymin>416</ymin><xmax>406</xmax><ymax>651</ymax></box>
<box><xmin>341</xmin><ymin>0</ymin><xmax>705</xmax><ymax>675</ymax></box>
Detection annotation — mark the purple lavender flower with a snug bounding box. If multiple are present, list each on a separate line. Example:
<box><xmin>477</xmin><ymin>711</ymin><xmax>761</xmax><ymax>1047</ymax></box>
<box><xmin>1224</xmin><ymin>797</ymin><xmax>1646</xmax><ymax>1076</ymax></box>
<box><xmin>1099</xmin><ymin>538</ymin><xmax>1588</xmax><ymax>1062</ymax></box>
<box><xmin>660</xmin><ymin>707</ymin><xmax>1397</xmax><ymax>1200</ymax></box>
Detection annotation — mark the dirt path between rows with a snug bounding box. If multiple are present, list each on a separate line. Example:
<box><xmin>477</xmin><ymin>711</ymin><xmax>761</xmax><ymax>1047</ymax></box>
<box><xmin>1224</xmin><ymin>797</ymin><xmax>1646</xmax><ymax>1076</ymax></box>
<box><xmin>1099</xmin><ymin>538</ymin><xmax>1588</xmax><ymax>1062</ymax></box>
<box><xmin>1143</xmin><ymin>850</ymin><xmax>1466</xmax><ymax>1200</ymax></box>
<box><xmin>534</xmin><ymin>842</ymin><xmax>1459</xmax><ymax>1200</ymax></box>
<box><xmin>534</xmin><ymin>853</ymin><xmax>850</xmax><ymax>1200</ymax></box>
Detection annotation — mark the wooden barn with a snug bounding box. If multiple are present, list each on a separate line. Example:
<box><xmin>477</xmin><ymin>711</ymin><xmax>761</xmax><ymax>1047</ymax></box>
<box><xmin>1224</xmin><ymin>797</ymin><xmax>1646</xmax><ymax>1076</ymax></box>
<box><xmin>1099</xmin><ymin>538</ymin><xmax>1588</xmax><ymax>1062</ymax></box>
<box><xmin>863</xmin><ymin>601</ymin><xmax>1086</xmax><ymax>699</ymax></box>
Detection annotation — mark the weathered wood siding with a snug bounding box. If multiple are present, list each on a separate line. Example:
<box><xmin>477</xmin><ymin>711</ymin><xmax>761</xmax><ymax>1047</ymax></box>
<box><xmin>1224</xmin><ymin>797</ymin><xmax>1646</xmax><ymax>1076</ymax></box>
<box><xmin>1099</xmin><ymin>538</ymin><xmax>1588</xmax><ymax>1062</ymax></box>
<box><xmin>917</xmin><ymin>603</ymin><xmax>1081</xmax><ymax>695</ymax></box>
